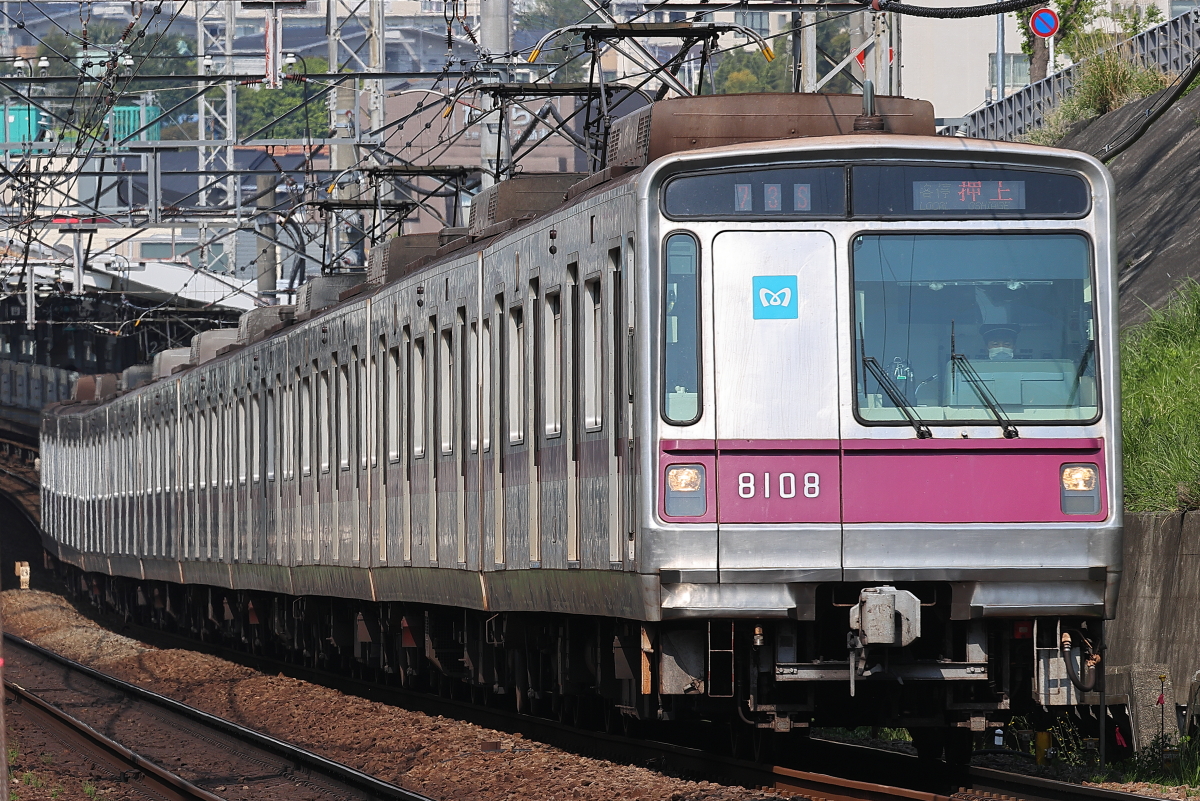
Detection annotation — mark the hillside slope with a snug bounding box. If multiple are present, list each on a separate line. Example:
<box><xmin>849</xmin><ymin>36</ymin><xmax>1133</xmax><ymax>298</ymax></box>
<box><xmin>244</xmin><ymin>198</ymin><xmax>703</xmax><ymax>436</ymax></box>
<box><xmin>1058</xmin><ymin>86</ymin><xmax>1200</xmax><ymax>326</ymax></box>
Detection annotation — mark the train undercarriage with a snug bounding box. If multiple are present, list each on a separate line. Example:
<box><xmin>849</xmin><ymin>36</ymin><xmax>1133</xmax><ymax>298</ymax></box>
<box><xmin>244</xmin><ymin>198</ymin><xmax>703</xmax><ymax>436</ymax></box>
<box><xmin>57</xmin><ymin>563</ymin><xmax>1107</xmax><ymax>763</ymax></box>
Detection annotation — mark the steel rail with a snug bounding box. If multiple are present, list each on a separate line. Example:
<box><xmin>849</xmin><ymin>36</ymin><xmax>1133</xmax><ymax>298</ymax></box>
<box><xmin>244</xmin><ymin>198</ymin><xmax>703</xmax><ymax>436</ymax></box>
<box><xmin>70</xmin><ymin>615</ymin><xmax>1154</xmax><ymax>801</ymax></box>
<box><xmin>4</xmin><ymin>633</ymin><xmax>436</xmax><ymax>801</ymax></box>
<box><xmin>5</xmin><ymin>679</ymin><xmax>225</xmax><ymax>801</ymax></box>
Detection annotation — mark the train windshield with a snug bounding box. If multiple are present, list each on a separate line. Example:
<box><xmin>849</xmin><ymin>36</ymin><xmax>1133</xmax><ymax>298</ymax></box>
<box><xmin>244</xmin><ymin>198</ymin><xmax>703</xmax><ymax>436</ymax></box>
<box><xmin>852</xmin><ymin>233</ymin><xmax>1098</xmax><ymax>426</ymax></box>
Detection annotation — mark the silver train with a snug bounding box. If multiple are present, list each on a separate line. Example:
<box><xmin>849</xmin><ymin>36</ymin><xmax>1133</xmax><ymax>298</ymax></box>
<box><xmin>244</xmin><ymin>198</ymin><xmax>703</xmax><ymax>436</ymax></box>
<box><xmin>39</xmin><ymin>94</ymin><xmax>1121</xmax><ymax>758</ymax></box>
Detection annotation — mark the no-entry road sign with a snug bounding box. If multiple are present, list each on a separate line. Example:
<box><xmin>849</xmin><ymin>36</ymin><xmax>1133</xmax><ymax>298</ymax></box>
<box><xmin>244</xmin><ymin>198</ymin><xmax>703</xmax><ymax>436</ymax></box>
<box><xmin>1030</xmin><ymin>7</ymin><xmax>1060</xmax><ymax>38</ymax></box>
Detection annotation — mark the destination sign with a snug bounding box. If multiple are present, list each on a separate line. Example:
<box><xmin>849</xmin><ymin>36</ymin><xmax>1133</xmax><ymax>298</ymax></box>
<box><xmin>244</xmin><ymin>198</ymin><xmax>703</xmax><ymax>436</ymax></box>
<box><xmin>912</xmin><ymin>180</ymin><xmax>1026</xmax><ymax>211</ymax></box>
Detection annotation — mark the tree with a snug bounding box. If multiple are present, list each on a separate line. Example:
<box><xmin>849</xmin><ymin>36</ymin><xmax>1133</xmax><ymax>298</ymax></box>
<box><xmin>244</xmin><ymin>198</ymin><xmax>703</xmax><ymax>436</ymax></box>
<box><xmin>708</xmin><ymin>12</ymin><xmax>855</xmax><ymax>95</ymax></box>
<box><xmin>711</xmin><ymin>47</ymin><xmax>792</xmax><ymax>94</ymax></box>
<box><xmin>237</xmin><ymin>57</ymin><xmax>332</xmax><ymax>140</ymax></box>
<box><xmin>1017</xmin><ymin>0</ymin><xmax>1101</xmax><ymax>84</ymax></box>
<box><xmin>516</xmin><ymin>0</ymin><xmax>594</xmax><ymax>83</ymax></box>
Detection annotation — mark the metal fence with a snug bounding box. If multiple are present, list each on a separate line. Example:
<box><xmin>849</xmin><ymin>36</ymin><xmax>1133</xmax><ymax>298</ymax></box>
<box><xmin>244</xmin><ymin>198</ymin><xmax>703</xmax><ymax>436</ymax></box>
<box><xmin>942</xmin><ymin>8</ymin><xmax>1200</xmax><ymax>141</ymax></box>
<box><xmin>0</xmin><ymin>361</ymin><xmax>76</xmax><ymax>411</ymax></box>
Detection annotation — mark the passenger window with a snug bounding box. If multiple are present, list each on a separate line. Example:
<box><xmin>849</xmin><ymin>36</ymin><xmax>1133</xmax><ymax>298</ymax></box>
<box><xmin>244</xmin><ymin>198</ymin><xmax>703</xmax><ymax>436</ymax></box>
<box><xmin>338</xmin><ymin>362</ymin><xmax>351</xmax><ymax>470</ymax></box>
<box><xmin>387</xmin><ymin>346</ymin><xmax>401</xmax><ymax>462</ymax></box>
<box><xmin>508</xmin><ymin>305</ymin><xmax>525</xmax><ymax>444</ymax></box>
<box><xmin>468</xmin><ymin>321</ymin><xmax>479</xmax><ymax>452</ymax></box>
<box><xmin>440</xmin><ymin>327</ymin><xmax>454</xmax><ymax>455</ymax></box>
<box><xmin>265</xmin><ymin>389</ymin><xmax>276</xmax><ymax>481</ymax></box>
<box><xmin>319</xmin><ymin>369</ymin><xmax>331</xmax><ymax>473</ymax></box>
<box><xmin>583</xmin><ymin>279</ymin><xmax>603</xmax><ymax>430</ymax></box>
<box><xmin>483</xmin><ymin>312</ymin><xmax>494</xmax><ymax>452</ymax></box>
<box><xmin>663</xmin><ymin>234</ymin><xmax>701</xmax><ymax>424</ymax></box>
<box><xmin>251</xmin><ymin>394</ymin><xmax>261</xmax><ymax>483</ymax></box>
<box><xmin>543</xmin><ymin>292</ymin><xmax>562</xmax><ymax>437</ymax></box>
<box><xmin>300</xmin><ymin>376</ymin><xmax>312</xmax><ymax>476</ymax></box>
<box><xmin>413</xmin><ymin>337</ymin><xmax>426</xmax><ymax>458</ymax></box>
<box><xmin>237</xmin><ymin>397</ymin><xmax>247</xmax><ymax>485</ymax></box>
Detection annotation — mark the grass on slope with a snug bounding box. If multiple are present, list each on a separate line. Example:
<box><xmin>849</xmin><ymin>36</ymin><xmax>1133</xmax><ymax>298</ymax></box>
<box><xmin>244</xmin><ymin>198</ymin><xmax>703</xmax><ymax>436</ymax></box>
<box><xmin>1122</xmin><ymin>279</ymin><xmax>1200</xmax><ymax>512</ymax></box>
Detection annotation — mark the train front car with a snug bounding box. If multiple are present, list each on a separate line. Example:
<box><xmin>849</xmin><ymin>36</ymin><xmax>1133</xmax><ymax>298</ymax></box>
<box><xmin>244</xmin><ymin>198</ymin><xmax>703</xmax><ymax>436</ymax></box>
<box><xmin>638</xmin><ymin>125</ymin><xmax>1119</xmax><ymax>753</ymax></box>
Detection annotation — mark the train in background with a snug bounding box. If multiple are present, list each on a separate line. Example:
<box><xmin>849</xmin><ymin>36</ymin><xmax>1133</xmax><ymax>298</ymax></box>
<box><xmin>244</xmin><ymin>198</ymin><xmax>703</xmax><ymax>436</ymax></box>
<box><xmin>38</xmin><ymin>90</ymin><xmax>1121</xmax><ymax>762</ymax></box>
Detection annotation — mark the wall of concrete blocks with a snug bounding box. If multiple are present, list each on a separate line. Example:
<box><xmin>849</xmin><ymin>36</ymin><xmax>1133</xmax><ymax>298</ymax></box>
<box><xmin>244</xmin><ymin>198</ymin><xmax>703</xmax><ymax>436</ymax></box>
<box><xmin>1107</xmin><ymin>512</ymin><xmax>1200</xmax><ymax>740</ymax></box>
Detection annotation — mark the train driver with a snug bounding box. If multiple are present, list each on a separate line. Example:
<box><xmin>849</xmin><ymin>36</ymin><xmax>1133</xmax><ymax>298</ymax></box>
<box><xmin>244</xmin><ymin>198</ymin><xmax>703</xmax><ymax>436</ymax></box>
<box><xmin>981</xmin><ymin>324</ymin><xmax>1019</xmax><ymax>360</ymax></box>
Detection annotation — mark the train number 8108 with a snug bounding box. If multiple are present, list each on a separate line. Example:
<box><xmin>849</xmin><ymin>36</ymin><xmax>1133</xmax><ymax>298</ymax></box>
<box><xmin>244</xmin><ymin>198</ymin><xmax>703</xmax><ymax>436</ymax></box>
<box><xmin>737</xmin><ymin>472</ymin><xmax>819</xmax><ymax>499</ymax></box>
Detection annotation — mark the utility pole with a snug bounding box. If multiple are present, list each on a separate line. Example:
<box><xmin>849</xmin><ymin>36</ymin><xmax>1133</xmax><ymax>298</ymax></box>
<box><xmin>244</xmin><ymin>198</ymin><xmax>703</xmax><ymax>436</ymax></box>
<box><xmin>196</xmin><ymin>0</ymin><xmax>238</xmax><ymax>273</ymax></box>
<box><xmin>256</xmin><ymin>175</ymin><xmax>278</xmax><ymax>301</ymax></box>
<box><xmin>996</xmin><ymin>12</ymin><xmax>1006</xmax><ymax>101</ymax></box>
<box><xmin>480</xmin><ymin>0</ymin><xmax>512</xmax><ymax>188</ymax></box>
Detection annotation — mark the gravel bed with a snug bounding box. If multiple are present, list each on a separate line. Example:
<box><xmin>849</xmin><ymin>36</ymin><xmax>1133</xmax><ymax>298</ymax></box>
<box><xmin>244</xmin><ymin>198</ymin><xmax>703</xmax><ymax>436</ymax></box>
<box><xmin>1</xmin><ymin>590</ymin><xmax>780</xmax><ymax>801</ymax></box>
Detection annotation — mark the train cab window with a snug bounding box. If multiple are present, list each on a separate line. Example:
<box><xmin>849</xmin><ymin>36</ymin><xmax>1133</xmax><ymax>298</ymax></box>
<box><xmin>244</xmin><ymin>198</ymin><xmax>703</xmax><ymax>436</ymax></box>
<box><xmin>662</xmin><ymin>234</ymin><xmax>701</xmax><ymax>425</ymax></box>
<box><xmin>543</xmin><ymin>292</ymin><xmax>563</xmax><ymax>437</ymax></box>
<box><xmin>583</xmin><ymin>280</ymin><xmax>603</xmax><ymax>430</ymax></box>
<box><xmin>413</xmin><ymin>337</ymin><xmax>427</xmax><ymax>458</ymax></box>
<box><xmin>852</xmin><ymin>233</ymin><xmax>1098</xmax><ymax>427</ymax></box>
<box><xmin>508</xmin><ymin>306</ymin><xmax>525</xmax><ymax>444</ymax></box>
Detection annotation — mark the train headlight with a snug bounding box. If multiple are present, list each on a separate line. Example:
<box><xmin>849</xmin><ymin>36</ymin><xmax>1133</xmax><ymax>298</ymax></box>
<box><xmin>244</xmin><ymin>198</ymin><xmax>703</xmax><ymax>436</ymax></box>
<box><xmin>1061</xmin><ymin>463</ymin><xmax>1100</xmax><ymax>515</ymax></box>
<box><xmin>665</xmin><ymin>464</ymin><xmax>706</xmax><ymax>517</ymax></box>
<box><xmin>1061</xmin><ymin>465</ymin><xmax>1097</xmax><ymax>492</ymax></box>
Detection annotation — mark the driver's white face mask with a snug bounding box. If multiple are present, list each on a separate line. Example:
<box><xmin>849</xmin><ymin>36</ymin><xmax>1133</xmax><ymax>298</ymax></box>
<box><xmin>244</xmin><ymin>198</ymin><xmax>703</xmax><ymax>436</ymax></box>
<box><xmin>988</xmin><ymin>347</ymin><xmax>1014</xmax><ymax>360</ymax></box>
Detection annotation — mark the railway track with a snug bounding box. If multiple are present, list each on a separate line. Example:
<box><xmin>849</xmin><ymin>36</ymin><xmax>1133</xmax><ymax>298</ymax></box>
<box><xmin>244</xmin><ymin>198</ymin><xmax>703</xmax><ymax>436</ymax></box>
<box><xmin>3</xmin><ymin>634</ymin><xmax>435</xmax><ymax>801</ymax></box>
<box><xmin>5</xmin><ymin>678</ymin><xmax>225</xmax><ymax>801</ymax></box>
<box><xmin>59</xmin><ymin>613</ymin><xmax>1157</xmax><ymax>801</ymax></box>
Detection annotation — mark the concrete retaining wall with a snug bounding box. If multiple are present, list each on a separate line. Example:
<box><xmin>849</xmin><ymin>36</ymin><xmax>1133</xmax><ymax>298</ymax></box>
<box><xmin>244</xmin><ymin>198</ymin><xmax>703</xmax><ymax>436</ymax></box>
<box><xmin>1108</xmin><ymin>512</ymin><xmax>1200</xmax><ymax>696</ymax></box>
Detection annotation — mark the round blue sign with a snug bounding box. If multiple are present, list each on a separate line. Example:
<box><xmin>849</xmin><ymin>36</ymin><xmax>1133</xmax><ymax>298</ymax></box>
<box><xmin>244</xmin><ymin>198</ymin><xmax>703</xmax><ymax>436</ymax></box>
<box><xmin>1030</xmin><ymin>7</ymin><xmax>1060</xmax><ymax>38</ymax></box>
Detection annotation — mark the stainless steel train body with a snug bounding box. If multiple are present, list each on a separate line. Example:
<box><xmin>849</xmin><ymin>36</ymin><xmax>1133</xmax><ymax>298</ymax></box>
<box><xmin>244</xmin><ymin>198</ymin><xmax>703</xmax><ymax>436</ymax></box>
<box><xmin>39</xmin><ymin>130</ymin><xmax>1120</xmax><ymax>744</ymax></box>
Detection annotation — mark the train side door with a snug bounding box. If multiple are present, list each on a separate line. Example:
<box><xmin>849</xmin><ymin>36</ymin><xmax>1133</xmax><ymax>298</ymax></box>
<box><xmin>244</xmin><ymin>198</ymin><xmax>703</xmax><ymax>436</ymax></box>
<box><xmin>710</xmin><ymin>231</ymin><xmax>842</xmax><ymax>578</ymax></box>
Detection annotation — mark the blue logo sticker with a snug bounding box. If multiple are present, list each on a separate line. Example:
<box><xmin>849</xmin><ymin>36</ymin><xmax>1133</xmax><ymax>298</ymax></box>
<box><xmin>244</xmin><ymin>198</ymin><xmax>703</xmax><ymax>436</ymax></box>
<box><xmin>752</xmin><ymin>275</ymin><xmax>799</xmax><ymax>319</ymax></box>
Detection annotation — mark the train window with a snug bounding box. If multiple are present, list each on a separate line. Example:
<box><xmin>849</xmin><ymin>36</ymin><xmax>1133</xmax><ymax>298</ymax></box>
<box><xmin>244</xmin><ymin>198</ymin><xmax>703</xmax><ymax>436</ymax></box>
<box><xmin>508</xmin><ymin>306</ymin><xmax>525</xmax><ymax>444</ymax></box>
<box><xmin>250</xmin><ymin>394</ymin><xmax>261</xmax><ymax>483</ymax></box>
<box><xmin>186</xmin><ymin>413</ymin><xmax>195</xmax><ymax>490</ymax></box>
<box><xmin>320</xmin><ymin>369</ymin><xmax>331</xmax><ymax>473</ymax></box>
<box><xmin>852</xmin><ymin>233</ymin><xmax>1098</xmax><ymax>427</ymax></box>
<box><xmin>662</xmin><ymin>234</ymin><xmax>701</xmax><ymax>425</ymax></box>
<box><xmin>468</xmin><ymin>321</ymin><xmax>479</xmax><ymax>453</ymax></box>
<box><xmin>663</xmin><ymin>166</ymin><xmax>846</xmax><ymax>219</ymax></box>
<box><xmin>413</xmin><ymin>337</ymin><xmax>427</xmax><ymax>458</ymax></box>
<box><xmin>482</xmin><ymin>316</ymin><xmax>492</xmax><ymax>452</ymax></box>
<box><xmin>301</xmin><ymin>376</ymin><xmax>313</xmax><ymax>476</ymax></box>
<box><xmin>265</xmin><ymin>390</ymin><xmax>276</xmax><ymax>482</ymax></box>
<box><xmin>338</xmin><ymin>362</ymin><xmax>351</xmax><ymax>470</ymax></box>
<box><xmin>544</xmin><ymin>292</ymin><xmax>563</xmax><ymax>437</ymax></box>
<box><xmin>238</xmin><ymin>397</ymin><xmax>248</xmax><ymax>485</ymax></box>
<box><xmin>440</xmin><ymin>327</ymin><xmax>454</xmax><ymax>455</ymax></box>
<box><xmin>851</xmin><ymin>165</ymin><xmax>1089</xmax><ymax>218</ymax></box>
<box><xmin>387</xmin><ymin>347</ymin><xmax>401</xmax><ymax>462</ymax></box>
<box><xmin>359</xmin><ymin>353</ymin><xmax>368</xmax><ymax>470</ymax></box>
<box><xmin>198</xmin><ymin>411</ymin><xmax>208</xmax><ymax>489</ymax></box>
<box><xmin>583</xmin><ymin>280</ymin><xmax>603</xmax><ymax>430</ymax></box>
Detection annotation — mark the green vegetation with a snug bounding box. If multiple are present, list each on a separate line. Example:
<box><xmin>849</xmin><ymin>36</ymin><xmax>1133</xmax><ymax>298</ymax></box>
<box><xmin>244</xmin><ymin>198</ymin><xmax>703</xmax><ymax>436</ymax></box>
<box><xmin>708</xmin><ymin>12</ymin><xmax>855</xmax><ymax>95</ymax></box>
<box><xmin>516</xmin><ymin>0</ymin><xmax>593</xmax><ymax>82</ymax></box>
<box><xmin>1023</xmin><ymin>31</ymin><xmax>1170</xmax><ymax>145</ymax></box>
<box><xmin>1122</xmin><ymin>280</ymin><xmax>1200</xmax><ymax>512</ymax></box>
<box><xmin>237</xmin><ymin>57</ymin><xmax>332</xmax><ymax>140</ymax></box>
<box><xmin>83</xmin><ymin>780</ymin><xmax>98</xmax><ymax>798</ymax></box>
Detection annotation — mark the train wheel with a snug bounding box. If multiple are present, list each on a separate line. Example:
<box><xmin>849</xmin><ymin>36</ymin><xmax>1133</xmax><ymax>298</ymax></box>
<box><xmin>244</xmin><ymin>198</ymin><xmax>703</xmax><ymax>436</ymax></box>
<box><xmin>943</xmin><ymin>728</ymin><xmax>974</xmax><ymax>766</ymax></box>
<box><xmin>908</xmin><ymin>727</ymin><xmax>945</xmax><ymax>761</ymax></box>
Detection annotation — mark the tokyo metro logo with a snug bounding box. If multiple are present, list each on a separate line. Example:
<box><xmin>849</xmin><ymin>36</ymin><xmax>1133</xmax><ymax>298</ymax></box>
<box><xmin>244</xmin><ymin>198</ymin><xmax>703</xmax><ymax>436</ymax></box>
<box><xmin>752</xmin><ymin>275</ymin><xmax>799</xmax><ymax>319</ymax></box>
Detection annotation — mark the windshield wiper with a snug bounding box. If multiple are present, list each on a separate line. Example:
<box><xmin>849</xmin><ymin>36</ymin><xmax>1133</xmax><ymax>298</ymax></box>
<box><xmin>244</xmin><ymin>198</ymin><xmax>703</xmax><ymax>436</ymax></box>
<box><xmin>1067</xmin><ymin>341</ymin><xmax>1095</xmax><ymax>405</ymax></box>
<box><xmin>950</xmin><ymin>353</ymin><xmax>1020</xmax><ymax>439</ymax></box>
<box><xmin>861</xmin><ymin>352</ymin><xmax>932</xmax><ymax>439</ymax></box>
